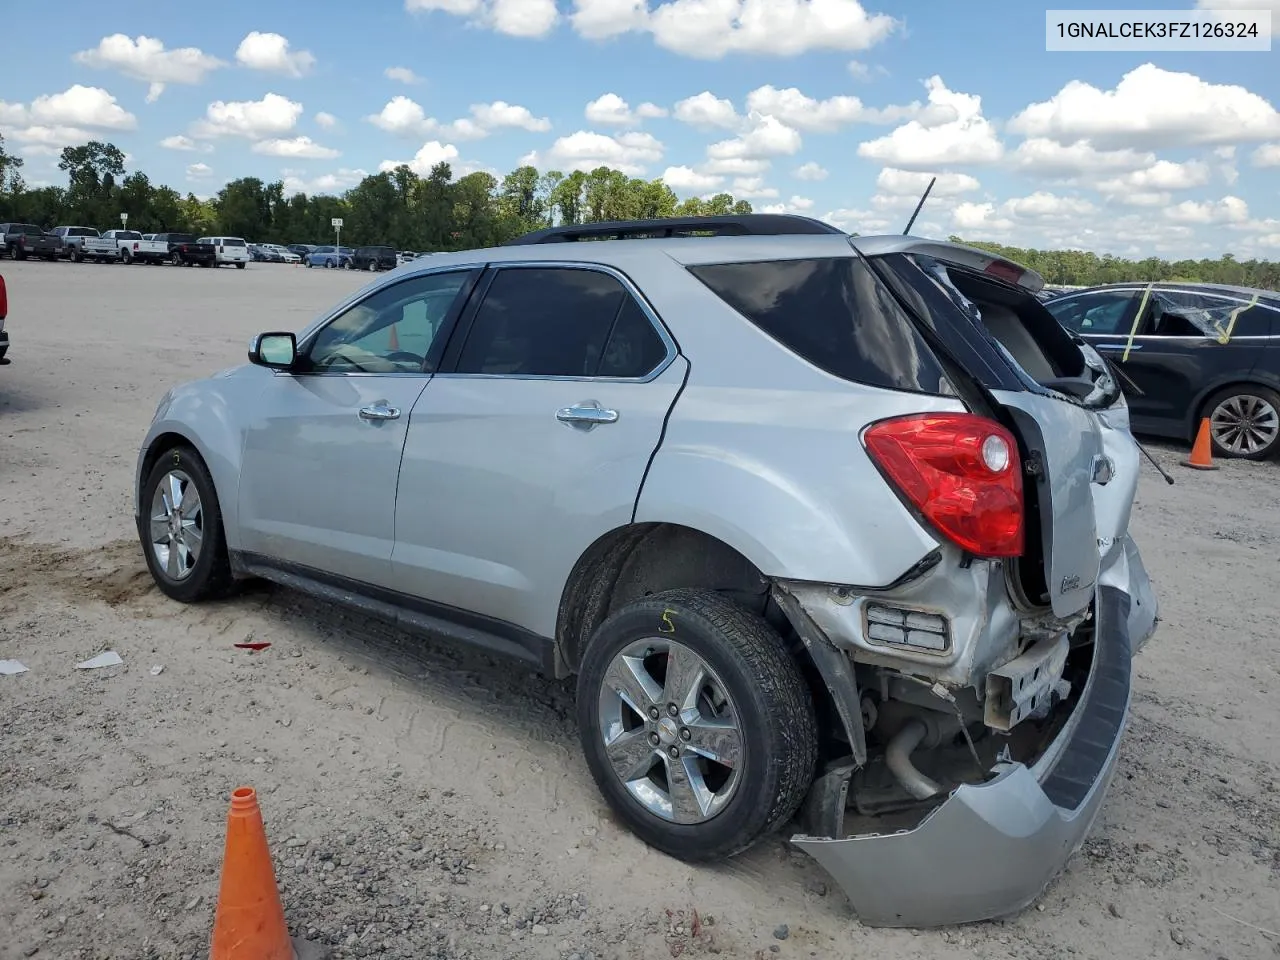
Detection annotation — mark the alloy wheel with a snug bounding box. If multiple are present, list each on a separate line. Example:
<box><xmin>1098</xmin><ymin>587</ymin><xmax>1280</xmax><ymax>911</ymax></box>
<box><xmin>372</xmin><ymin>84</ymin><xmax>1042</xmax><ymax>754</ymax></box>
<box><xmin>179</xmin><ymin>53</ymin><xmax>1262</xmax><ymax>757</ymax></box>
<box><xmin>148</xmin><ymin>470</ymin><xmax>204</xmax><ymax>580</ymax></box>
<box><xmin>596</xmin><ymin>639</ymin><xmax>744</xmax><ymax>825</ymax></box>
<box><xmin>1210</xmin><ymin>394</ymin><xmax>1279</xmax><ymax>456</ymax></box>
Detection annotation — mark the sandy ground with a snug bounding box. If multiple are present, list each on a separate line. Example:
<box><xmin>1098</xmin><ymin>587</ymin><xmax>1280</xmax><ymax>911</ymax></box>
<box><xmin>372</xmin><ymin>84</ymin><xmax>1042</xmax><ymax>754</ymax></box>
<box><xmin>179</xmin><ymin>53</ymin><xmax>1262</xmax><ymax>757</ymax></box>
<box><xmin>1</xmin><ymin>258</ymin><xmax>1278</xmax><ymax>960</ymax></box>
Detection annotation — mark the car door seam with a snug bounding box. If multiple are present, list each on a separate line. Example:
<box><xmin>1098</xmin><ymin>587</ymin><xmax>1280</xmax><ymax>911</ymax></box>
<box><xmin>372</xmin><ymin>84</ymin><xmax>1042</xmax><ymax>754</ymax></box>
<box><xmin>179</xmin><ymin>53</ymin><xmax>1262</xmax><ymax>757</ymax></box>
<box><xmin>631</xmin><ymin>355</ymin><xmax>690</xmax><ymax>523</ymax></box>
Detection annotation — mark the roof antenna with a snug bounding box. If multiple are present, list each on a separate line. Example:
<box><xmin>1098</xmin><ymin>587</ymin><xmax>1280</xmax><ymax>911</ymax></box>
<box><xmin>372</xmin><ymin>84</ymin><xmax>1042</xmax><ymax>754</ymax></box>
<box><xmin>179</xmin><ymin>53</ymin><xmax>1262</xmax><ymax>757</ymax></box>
<box><xmin>902</xmin><ymin>176</ymin><xmax>936</xmax><ymax>235</ymax></box>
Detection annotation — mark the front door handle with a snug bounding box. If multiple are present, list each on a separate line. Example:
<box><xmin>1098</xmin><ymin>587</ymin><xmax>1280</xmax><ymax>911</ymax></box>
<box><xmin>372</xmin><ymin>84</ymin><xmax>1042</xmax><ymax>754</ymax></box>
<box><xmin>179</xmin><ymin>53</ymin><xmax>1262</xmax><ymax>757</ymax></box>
<box><xmin>359</xmin><ymin>402</ymin><xmax>401</xmax><ymax>421</ymax></box>
<box><xmin>556</xmin><ymin>400</ymin><xmax>619</xmax><ymax>430</ymax></box>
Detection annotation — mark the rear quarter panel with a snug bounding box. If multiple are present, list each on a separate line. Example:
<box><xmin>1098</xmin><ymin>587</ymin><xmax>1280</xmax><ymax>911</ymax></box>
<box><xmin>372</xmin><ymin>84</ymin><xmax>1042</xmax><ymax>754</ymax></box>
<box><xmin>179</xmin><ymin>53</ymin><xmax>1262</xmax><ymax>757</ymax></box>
<box><xmin>630</xmin><ymin>260</ymin><xmax>957</xmax><ymax>587</ymax></box>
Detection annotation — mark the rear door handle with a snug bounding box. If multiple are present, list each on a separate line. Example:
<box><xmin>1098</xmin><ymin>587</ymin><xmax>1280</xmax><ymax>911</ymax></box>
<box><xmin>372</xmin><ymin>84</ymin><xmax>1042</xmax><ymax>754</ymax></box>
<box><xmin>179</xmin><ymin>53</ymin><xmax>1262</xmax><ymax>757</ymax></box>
<box><xmin>359</xmin><ymin>402</ymin><xmax>401</xmax><ymax>421</ymax></box>
<box><xmin>556</xmin><ymin>400</ymin><xmax>619</xmax><ymax>430</ymax></box>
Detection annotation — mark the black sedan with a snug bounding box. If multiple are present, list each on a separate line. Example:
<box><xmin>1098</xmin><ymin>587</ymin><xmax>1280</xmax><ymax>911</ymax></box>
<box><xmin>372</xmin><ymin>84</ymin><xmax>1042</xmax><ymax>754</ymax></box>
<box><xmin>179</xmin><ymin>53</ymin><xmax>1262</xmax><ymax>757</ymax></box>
<box><xmin>1044</xmin><ymin>282</ymin><xmax>1280</xmax><ymax>459</ymax></box>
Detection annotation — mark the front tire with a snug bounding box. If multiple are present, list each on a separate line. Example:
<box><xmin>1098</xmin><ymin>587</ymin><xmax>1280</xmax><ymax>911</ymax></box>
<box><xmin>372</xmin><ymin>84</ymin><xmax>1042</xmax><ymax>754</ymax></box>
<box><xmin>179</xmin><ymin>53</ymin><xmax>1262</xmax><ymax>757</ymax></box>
<box><xmin>576</xmin><ymin>588</ymin><xmax>817</xmax><ymax>863</ymax></box>
<box><xmin>1205</xmin><ymin>385</ymin><xmax>1280</xmax><ymax>460</ymax></box>
<box><xmin>138</xmin><ymin>446</ymin><xmax>235</xmax><ymax>603</ymax></box>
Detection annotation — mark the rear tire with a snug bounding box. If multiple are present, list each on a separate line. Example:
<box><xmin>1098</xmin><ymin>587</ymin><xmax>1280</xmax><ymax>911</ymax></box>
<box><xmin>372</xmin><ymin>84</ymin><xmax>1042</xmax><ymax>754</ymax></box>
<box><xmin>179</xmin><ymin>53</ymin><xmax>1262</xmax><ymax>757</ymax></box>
<box><xmin>120</xmin><ymin>248</ymin><xmax>132</xmax><ymax>265</ymax></box>
<box><xmin>576</xmin><ymin>588</ymin><xmax>818</xmax><ymax>863</ymax></box>
<box><xmin>137</xmin><ymin>445</ymin><xmax>236</xmax><ymax>604</ymax></box>
<box><xmin>235</xmin><ymin>261</ymin><xmax>246</xmax><ymax>270</ymax></box>
<box><xmin>1204</xmin><ymin>384</ymin><xmax>1280</xmax><ymax>460</ymax></box>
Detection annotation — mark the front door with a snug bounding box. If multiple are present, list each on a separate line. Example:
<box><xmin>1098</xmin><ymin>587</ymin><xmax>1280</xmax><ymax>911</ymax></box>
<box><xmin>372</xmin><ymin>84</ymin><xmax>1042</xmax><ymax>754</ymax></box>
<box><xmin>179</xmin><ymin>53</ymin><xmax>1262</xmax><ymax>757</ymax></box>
<box><xmin>236</xmin><ymin>268</ymin><xmax>477</xmax><ymax>586</ymax></box>
<box><xmin>390</xmin><ymin>264</ymin><xmax>685</xmax><ymax>638</ymax></box>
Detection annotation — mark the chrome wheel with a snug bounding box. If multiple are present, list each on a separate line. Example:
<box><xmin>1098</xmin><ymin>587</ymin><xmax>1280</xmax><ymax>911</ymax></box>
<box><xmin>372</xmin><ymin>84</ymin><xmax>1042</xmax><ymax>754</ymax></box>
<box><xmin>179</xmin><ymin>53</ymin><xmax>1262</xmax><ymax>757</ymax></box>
<box><xmin>1211</xmin><ymin>394</ymin><xmax>1279</xmax><ymax>456</ymax></box>
<box><xmin>597</xmin><ymin>638</ymin><xmax>743</xmax><ymax>825</ymax></box>
<box><xmin>148</xmin><ymin>470</ymin><xmax>204</xmax><ymax>580</ymax></box>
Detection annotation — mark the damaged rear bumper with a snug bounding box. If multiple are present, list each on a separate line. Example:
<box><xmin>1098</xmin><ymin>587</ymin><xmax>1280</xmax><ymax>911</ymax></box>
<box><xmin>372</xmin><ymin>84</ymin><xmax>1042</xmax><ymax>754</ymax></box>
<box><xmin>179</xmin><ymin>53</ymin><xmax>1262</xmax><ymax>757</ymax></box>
<box><xmin>792</xmin><ymin>583</ymin><xmax>1137</xmax><ymax>928</ymax></box>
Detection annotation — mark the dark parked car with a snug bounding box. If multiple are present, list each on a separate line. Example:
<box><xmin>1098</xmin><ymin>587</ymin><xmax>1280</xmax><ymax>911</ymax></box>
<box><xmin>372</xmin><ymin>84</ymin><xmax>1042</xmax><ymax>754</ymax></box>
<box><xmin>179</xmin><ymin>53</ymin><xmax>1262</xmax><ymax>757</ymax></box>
<box><xmin>1044</xmin><ymin>282</ymin><xmax>1280</xmax><ymax>459</ymax></box>
<box><xmin>351</xmin><ymin>245</ymin><xmax>397</xmax><ymax>271</ymax></box>
<box><xmin>0</xmin><ymin>223</ymin><xmax>62</xmax><ymax>260</ymax></box>
<box><xmin>153</xmin><ymin>233</ymin><xmax>217</xmax><ymax>267</ymax></box>
<box><xmin>287</xmin><ymin>244</ymin><xmax>317</xmax><ymax>258</ymax></box>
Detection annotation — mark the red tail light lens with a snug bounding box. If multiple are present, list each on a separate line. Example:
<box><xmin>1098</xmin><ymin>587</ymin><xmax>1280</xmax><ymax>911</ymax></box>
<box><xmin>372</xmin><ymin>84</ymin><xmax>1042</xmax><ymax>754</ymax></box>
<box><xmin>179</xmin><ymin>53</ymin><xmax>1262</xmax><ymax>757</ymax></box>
<box><xmin>863</xmin><ymin>413</ymin><xmax>1024</xmax><ymax>558</ymax></box>
<box><xmin>983</xmin><ymin>259</ymin><xmax>1023</xmax><ymax>285</ymax></box>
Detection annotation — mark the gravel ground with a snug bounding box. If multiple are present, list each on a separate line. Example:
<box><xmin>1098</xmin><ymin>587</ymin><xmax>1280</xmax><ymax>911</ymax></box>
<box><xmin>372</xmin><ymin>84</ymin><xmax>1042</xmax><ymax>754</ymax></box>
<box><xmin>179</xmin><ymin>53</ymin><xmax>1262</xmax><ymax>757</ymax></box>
<box><xmin>1</xmin><ymin>258</ymin><xmax>1278</xmax><ymax>960</ymax></box>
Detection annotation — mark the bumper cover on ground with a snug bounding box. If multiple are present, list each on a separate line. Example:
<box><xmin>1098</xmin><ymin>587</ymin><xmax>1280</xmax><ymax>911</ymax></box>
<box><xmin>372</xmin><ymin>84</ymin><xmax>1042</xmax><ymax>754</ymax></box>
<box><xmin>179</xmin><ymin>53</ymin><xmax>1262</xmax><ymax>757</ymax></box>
<box><xmin>792</xmin><ymin>585</ymin><xmax>1134</xmax><ymax>928</ymax></box>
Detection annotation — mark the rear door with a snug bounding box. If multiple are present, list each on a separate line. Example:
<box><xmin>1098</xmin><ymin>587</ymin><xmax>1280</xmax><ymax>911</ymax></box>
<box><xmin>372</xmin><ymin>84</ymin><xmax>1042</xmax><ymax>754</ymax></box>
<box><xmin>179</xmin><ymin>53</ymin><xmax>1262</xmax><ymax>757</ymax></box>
<box><xmin>390</xmin><ymin>263</ymin><xmax>685</xmax><ymax>637</ymax></box>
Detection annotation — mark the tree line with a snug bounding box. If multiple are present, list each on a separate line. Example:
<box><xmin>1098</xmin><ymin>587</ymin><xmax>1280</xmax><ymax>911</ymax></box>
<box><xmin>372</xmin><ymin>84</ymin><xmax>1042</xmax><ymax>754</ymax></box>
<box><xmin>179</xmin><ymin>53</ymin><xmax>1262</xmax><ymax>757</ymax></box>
<box><xmin>0</xmin><ymin>133</ymin><xmax>1275</xmax><ymax>288</ymax></box>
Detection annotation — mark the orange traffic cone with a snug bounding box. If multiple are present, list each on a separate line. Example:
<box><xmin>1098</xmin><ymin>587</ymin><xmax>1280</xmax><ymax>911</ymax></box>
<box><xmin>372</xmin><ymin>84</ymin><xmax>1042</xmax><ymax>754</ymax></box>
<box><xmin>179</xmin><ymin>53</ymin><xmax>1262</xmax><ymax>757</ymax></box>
<box><xmin>210</xmin><ymin>787</ymin><xmax>328</xmax><ymax>960</ymax></box>
<box><xmin>388</xmin><ymin>323</ymin><xmax>399</xmax><ymax>351</ymax></box>
<box><xmin>1181</xmin><ymin>418</ymin><xmax>1219</xmax><ymax>471</ymax></box>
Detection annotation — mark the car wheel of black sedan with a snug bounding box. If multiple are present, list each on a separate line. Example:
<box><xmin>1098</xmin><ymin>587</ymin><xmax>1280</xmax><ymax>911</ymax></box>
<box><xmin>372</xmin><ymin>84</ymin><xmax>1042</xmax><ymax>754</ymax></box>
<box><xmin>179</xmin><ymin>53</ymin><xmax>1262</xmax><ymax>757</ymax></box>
<box><xmin>1205</xmin><ymin>385</ymin><xmax>1280</xmax><ymax>460</ymax></box>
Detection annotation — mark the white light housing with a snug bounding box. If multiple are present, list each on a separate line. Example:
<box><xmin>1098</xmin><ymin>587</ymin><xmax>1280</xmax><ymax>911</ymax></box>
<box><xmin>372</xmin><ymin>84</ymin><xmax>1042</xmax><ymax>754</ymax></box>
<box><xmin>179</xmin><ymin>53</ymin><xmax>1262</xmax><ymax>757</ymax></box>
<box><xmin>981</xmin><ymin>434</ymin><xmax>1011</xmax><ymax>473</ymax></box>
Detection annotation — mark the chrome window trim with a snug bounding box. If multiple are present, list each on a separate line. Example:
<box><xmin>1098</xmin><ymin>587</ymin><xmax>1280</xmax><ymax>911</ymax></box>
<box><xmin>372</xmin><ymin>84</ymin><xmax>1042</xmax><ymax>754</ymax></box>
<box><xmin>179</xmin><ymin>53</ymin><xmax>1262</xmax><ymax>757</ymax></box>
<box><xmin>442</xmin><ymin>259</ymin><xmax>679</xmax><ymax>385</ymax></box>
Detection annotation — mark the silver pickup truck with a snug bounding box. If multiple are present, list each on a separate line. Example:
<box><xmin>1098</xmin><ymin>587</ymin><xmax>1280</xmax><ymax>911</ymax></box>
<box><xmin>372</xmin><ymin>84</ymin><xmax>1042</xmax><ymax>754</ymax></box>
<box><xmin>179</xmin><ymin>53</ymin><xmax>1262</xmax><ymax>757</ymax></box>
<box><xmin>51</xmin><ymin>226</ymin><xmax>121</xmax><ymax>263</ymax></box>
<box><xmin>101</xmin><ymin>229</ymin><xmax>170</xmax><ymax>265</ymax></box>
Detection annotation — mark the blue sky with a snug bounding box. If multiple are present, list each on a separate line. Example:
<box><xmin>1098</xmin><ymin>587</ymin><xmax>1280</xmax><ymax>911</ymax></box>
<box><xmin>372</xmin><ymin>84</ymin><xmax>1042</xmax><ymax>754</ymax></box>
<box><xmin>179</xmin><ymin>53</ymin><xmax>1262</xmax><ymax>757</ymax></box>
<box><xmin>2</xmin><ymin>0</ymin><xmax>1277</xmax><ymax>258</ymax></box>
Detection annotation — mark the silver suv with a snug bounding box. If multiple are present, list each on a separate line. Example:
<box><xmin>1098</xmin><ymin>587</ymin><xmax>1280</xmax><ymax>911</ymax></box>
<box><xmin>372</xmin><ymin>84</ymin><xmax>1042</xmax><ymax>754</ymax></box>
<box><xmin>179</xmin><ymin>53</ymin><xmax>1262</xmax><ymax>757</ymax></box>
<box><xmin>135</xmin><ymin>215</ymin><xmax>1157</xmax><ymax>927</ymax></box>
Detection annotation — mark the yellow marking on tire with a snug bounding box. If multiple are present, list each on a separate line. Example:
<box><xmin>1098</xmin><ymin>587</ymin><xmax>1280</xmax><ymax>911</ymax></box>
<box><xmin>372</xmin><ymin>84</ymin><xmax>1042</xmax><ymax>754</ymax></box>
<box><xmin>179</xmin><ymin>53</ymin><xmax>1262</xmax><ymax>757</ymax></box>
<box><xmin>659</xmin><ymin>609</ymin><xmax>676</xmax><ymax>633</ymax></box>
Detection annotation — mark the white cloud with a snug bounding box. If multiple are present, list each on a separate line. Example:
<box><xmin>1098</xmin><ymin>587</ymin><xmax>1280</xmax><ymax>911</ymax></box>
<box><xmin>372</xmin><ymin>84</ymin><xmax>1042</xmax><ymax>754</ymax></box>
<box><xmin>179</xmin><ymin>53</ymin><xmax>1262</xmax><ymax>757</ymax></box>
<box><xmin>5</xmin><ymin>125</ymin><xmax>96</xmax><ymax>148</ymax></box>
<box><xmin>951</xmin><ymin>201</ymin><xmax>1014</xmax><ymax>235</ymax></box>
<box><xmin>1195</xmin><ymin>0</ymin><xmax>1280</xmax><ymax>36</ymax></box>
<box><xmin>661</xmin><ymin>165</ymin><xmax>724</xmax><ymax>191</ymax></box>
<box><xmin>282</xmin><ymin>167</ymin><xmax>369</xmax><ymax>195</ymax></box>
<box><xmin>794</xmin><ymin>161</ymin><xmax>828</xmax><ymax>181</ymax></box>
<box><xmin>385</xmin><ymin>66</ymin><xmax>423</xmax><ymax>84</ymax></box>
<box><xmin>876</xmin><ymin>167</ymin><xmax>980</xmax><ymax>196</ymax></box>
<box><xmin>744</xmin><ymin>84</ymin><xmax>931</xmax><ymax>132</ymax></box>
<box><xmin>1009</xmin><ymin>138</ymin><xmax>1155</xmax><ymax>178</ymax></box>
<box><xmin>160</xmin><ymin>134</ymin><xmax>212</xmax><ymax>153</ymax></box>
<box><xmin>526</xmin><ymin>130</ymin><xmax>664</xmax><ymax>175</ymax></box>
<box><xmin>1095</xmin><ymin>160</ymin><xmax>1212</xmax><ymax>194</ymax></box>
<box><xmin>3</xmin><ymin>85</ymin><xmax>138</xmax><ymax>132</ymax></box>
<box><xmin>761</xmin><ymin>194</ymin><xmax>814</xmax><ymax>213</ymax></box>
<box><xmin>73</xmin><ymin>34</ymin><xmax>224</xmax><ymax>102</ymax></box>
<box><xmin>186</xmin><ymin>162</ymin><xmax>213</xmax><ymax>180</ymax></box>
<box><xmin>1165</xmin><ymin>196</ymin><xmax>1249</xmax><ymax>224</ymax></box>
<box><xmin>1252</xmin><ymin>143</ymin><xmax>1280</xmax><ymax>167</ymax></box>
<box><xmin>857</xmin><ymin>76</ymin><xmax>1002</xmax><ymax>168</ymax></box>
<box><xmin>700</xmin><ymin>156</ymin><xmax>770</xmax><ymax>176</ymax></box>
<box><xmin>1000</xmin><ymin>192</ymin><xmax>1096</xmax><ymax>221</ymax></box>
<box><xmin>824</xmin><ymin>208</ymin><xmax>890</xmax><ymax>233</ymax></box>
<box><xmin>235</xmin><ymin>32</ymin><xmax>316</xmax><ymax>78</ymax></box>
<box><xmin>570</xmin><ymin>0</ymin><xmax>898</xmax><ymax>58</ymax></box>
<box><xmin>406</xmin><ymin>0</ymin><xmax>559</xmax><ymax>38</ymax></box>
<box><xmin>673</xmin><ymin>91</ymin><xmax>741</xmax><ymax>130</ymax></box>
<box><xmin>366</xmin><ymin>96</ymin><xmax>548</xmax><ymax>140</ymax></box>
<box><xmin>314</xmin><ymin>111</ymin><xmax>339</xmax><ymax>130</ymax></box>
<box><xmin>1008</xmin><ymin>64</ymin><xmax>1280</xmax><ymax>149</ymax></box>
<box><xmin>252</xmin><ymin>136</ymin><xmax>340</xmax><ymax>159</ymax></box>
<box><xmin>193</xmin><ymin>93</ymin><xmax>303</xmax><ymax>139</ymax></box>
<box><xmin>848</xmin><ymin>59</ymin><xmax>871</xmax><ymax>80</ymax></box>
<box><xmin>470</xmin><ymin>101</ymin><xmax>551</xmax><ymax>132</ymax></box>
<box><xmin>707</xmin><ymin>115</ymin><xmax>802</xmax><ymax>160</ymax></box>
<box><xmin>584</xmin><ymin>93</ymin><xmax>667</xmax><ymax>126</ymax></box>
<box><xmin>731</xmin><ymin>176</ymin><xmax>779</xmax><ymax>199</ymax></box>
<box><xmin>378</xmin><ymin>141</ymin><xmax>460</xmax><ymax>176</ymax></box>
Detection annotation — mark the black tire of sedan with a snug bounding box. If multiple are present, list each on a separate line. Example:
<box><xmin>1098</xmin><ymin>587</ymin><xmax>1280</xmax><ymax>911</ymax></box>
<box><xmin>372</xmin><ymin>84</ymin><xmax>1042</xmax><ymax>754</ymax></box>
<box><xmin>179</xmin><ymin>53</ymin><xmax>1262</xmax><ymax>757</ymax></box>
<box><xmin>137</xmin><ymin>445</ymin><xmax>236</xmax><ymax>603</ymax></box>
<box><xmin>576</xmin><ymin>588</ymin><xmax>817</xmax><ymax>863</ymax></box>
<box><xmin>1204</xmin><ymin>384</ymin><xmax>1280</xmax><ymax>460</ymax></box>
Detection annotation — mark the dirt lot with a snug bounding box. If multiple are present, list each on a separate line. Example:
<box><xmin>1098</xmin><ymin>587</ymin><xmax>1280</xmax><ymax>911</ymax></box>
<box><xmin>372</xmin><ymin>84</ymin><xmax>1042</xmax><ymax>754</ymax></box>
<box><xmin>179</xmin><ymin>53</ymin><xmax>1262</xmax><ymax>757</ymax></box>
<box><xmin>1</xmin><ymin>258</ymin><xmax>1278</xmax><ymax>960</ymax></box>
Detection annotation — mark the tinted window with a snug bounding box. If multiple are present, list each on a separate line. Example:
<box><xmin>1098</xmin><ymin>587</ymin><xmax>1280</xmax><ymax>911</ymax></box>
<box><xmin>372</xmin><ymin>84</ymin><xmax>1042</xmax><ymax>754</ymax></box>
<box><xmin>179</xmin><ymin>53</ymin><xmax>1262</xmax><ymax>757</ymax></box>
<box><xmin>18</xmin><ymin>224</ymin><xmax>44</xmax><ymax>235</ymax></box>
<box><xmin>308</xmin><ymin>271</ymin><xmax>470</xmax><ymax>374</ymax></box>
<box><xmin>597</xmin><ymin>298</ymin><xmax>668</xmax><ymax>378</ymax></box>
<box><xmin>455</xmin><ymin>267</ymin><xmax>627</xmax><ymax>377</ymax></box>
<box><xmin>689</xmin><ymin>257</ymin><xmax>948</xmax><ymax>392</ymax></box>
<box><xmin>1045</xmin><ymin>291</ymin><xmax>1135</xmax><ymax>336</ymax></box>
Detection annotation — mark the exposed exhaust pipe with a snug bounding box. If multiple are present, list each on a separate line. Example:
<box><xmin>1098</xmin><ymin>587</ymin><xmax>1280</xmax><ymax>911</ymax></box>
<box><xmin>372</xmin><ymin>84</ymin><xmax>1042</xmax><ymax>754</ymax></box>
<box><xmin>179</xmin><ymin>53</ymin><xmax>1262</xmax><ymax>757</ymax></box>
<box><xmin>885</xmin><ymin>718</ymin><xmax>942</xmax><ymax>800</ymax></box>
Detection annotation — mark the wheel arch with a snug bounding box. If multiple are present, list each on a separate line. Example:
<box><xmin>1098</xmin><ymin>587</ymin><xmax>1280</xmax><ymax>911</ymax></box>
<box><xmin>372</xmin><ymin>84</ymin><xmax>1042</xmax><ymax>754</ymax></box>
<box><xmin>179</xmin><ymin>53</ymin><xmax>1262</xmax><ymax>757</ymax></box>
<box><xmin>555</xmin><ymin>521</ymin><xmax>852</xmax><ymax>764</ymax></box>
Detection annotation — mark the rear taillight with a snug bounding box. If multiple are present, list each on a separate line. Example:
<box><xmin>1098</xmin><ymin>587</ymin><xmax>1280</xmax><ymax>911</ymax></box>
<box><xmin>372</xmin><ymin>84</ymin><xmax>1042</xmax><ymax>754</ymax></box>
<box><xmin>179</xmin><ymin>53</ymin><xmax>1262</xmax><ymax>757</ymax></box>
<box><xmin>133</xmin><ymin>242</ymin><xmax>140</xmax><ymax>251</ymax></box>
<box><xmin>983</xmin><ymin>259</ymin><xmax>1023</xmax><ymax>285</ymax></box>
<box><xmin>863</xmin><ymin>413</ymin><xmax>1024</xmax><ymax>558</ymax></box>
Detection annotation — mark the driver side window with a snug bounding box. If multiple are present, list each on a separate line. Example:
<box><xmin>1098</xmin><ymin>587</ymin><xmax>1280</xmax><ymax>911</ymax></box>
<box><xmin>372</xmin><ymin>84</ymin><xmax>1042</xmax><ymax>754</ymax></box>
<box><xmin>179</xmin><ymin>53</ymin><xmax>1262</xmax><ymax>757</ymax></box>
<box><xmin>307</xmin><ymin>270</ymin><xmax>471</xmax><ymax>374</ymax></box>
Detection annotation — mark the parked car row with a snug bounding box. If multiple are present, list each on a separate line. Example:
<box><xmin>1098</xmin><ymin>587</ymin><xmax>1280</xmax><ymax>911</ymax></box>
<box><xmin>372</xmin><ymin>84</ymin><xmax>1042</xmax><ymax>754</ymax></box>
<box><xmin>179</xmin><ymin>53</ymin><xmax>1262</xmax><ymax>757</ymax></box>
<box><xmin>0</xmin><ymin>223</ymin><xmax>252</xmax><ymax>268</ymax></box>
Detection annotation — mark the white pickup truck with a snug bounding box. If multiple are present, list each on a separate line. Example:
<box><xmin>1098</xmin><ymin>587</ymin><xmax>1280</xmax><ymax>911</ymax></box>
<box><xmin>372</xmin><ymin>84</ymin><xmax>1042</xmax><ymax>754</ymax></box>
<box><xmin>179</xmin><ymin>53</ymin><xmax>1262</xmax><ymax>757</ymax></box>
<box><xmin>101</xmin><ymin>229</ymin><xmax>170</xmax><ymax>265</ymax></box>
<box><xmin>51</xmin><ymin>226</ymin><xmax>122</xmax><ymax>263</ymax></box>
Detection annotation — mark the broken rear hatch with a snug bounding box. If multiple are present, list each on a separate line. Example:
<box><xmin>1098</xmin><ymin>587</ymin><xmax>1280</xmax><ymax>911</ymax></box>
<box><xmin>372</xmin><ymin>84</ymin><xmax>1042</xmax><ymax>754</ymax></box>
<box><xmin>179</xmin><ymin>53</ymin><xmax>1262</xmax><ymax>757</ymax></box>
<box><xmin>854</xmin><ymin>237</ymin><xmax>1135</xmax><ymax>620</ymax></box>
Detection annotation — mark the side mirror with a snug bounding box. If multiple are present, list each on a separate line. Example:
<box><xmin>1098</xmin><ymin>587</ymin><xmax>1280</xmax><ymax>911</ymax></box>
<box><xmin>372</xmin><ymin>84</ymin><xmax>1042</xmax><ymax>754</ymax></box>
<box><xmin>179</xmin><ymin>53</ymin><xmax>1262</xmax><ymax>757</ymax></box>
<box><xmin>248</xmin><ymin>332</ymin><xmax>298</xmax><ymax>370</ymax></box>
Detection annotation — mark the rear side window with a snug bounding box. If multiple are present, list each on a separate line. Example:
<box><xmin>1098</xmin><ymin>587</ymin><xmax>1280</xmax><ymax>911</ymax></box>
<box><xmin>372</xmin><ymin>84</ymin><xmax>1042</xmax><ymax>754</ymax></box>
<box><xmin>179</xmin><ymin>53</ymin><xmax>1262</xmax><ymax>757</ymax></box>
<box><xmin>456</xmin><ymin>267</ymin><xmax>634</xmax><ymax>378</ymax></box>
<box><xmin>689</xmin><ymin>257</ymin><xmax>949</xmax><ymax>393</ymax></box>
<box><xmin>224</xmin><ymin>238</ymin><xmax>246</xmax><ymax>247</ymax></box>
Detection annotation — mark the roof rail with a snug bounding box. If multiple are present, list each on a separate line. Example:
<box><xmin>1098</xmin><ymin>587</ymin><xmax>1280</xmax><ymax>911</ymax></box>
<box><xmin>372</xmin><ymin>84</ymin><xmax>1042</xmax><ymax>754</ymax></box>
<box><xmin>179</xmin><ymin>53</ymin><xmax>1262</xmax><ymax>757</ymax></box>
<box><xmin>502</xmin><ymin>213</ymin><xmax>846</xmax><ymax>245</ymax></box>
